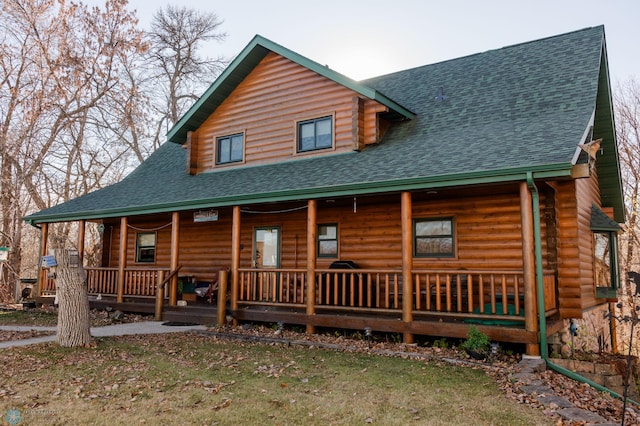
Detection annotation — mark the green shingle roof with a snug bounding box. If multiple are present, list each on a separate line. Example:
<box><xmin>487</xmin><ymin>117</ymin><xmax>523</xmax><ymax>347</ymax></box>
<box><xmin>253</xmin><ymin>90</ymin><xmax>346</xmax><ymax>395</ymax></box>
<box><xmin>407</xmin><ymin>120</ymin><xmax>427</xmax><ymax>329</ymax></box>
<box><xmin>24</xmin><ymin>26</ymin><xmax>624</xmax><ymax>224</ymax></box>
<box><xmin>590</xmin><ymin>204</ymin><xmax>621</xmax><ymax>231</ymax></box>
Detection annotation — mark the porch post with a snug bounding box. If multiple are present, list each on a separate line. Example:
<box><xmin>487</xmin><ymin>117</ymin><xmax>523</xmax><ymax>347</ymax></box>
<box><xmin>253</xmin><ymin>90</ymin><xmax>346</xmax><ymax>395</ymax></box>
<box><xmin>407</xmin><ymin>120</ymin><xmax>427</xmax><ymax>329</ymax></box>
<box><xmin>77</xmin><ymin>220</ymin><xmax>85</xmax><ymax>265</ymax></box>
<box><xmin>520</xmin><ymin>182</ymin><xmax>540</xmax><ymax>356</ymax></box>
<box><xmin>155</xmin><ymin>270</ymin><xmax>164</xmax><ymax>321</ymax></box>
<box><xmin>169</xmin><ymin>211</ymin><xmax>180</xmax><ymax>306</ymax></box>
<box><xmin>116</xmin><ymin>216</ymin><xmax>127</xmax><ymax>303</ymax></box>
<box><xmin>37</xmin><ymin>223</ymin><xmax>49</xmax><ymax>297</ymax></box>
<box><xmin>306</xmin><ymin>199</ymin><xmax>317</xmax><ymax>334</ymax></box>
<box><xmin>217</xmin><ymin>269</ymin><xmax>228</xmax><ymax>326</ymax></box>
<box><xmin>401</xmin><ymin>191</ymin><xmax>414</xmax><ymax>344</ymax></box>
<box><xmin>230</xmin><ymin>206</ymin><xmax>241</xmax><ymax>318</ymax></box>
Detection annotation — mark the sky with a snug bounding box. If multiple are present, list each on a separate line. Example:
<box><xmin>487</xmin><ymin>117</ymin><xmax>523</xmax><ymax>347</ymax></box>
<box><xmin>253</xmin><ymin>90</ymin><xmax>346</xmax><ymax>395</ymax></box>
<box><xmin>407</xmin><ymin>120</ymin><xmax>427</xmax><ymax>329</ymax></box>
<box><xmin>102</xmin><ymin>0</ymin><xmax>639</xmax><ymax>84</ymax></box>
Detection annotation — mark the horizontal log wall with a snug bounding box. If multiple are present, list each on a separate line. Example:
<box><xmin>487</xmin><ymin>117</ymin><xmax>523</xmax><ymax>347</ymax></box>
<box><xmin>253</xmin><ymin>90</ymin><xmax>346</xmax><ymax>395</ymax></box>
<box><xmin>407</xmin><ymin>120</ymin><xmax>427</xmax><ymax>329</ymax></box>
<box><xmin>193</xmin><ymin>53</ymin><xmax>388</xmax><ymax>171</ymax></box>
<box><xmin>555</xmin><ymin>172</ymin><xmax>603</xmax><ymax>319</ymax></box>
<box><xmin>576</xmin><ymin>171</ymin><xmax>602</xmax><ymax>309</ymax></box>
<box><xmin>102</xmin><ymin>187</ymin><xmax>556</xmax><ymax>295</ymax></box>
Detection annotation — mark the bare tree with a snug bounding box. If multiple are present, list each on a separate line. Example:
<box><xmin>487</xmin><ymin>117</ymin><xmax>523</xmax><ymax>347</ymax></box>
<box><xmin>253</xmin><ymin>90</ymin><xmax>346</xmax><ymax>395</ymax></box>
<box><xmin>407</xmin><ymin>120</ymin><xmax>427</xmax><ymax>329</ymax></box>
<box><xmin>614</xmin><ymin>77</ymin><xmax>640</xmax><ymax>354</ymax></box>
<box><xmin>146</xmin><ymin>5</ymin><xmax>227</xmax><ymax>148</ymax></box>
<box><xmin>55</xmin><ymin>248</ymin><xmax>92</xmax><ymax>347</ymax></box>
<box><xmin>0</xmin><ymin>0</ymin><xmax>146</xmax><ymax>302</ymax></box>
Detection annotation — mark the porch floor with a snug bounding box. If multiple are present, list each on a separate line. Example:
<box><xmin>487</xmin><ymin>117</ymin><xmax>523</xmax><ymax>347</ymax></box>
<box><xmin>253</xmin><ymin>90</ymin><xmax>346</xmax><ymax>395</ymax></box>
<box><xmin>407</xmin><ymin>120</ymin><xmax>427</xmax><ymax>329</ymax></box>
<box><xmin>34</xmin><ymin>296</ymin><xmax>558</xmax><ymax>346</ymax></box>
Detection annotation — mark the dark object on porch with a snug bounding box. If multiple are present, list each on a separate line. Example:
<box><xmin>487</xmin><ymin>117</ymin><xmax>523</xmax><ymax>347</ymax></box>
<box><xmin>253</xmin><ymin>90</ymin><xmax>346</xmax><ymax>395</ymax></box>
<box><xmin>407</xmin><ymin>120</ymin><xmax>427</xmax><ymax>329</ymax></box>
<box><xmin>320</xmin><ymin>261</ymin><xmax>364</xmax><ymax>306</ymax></box>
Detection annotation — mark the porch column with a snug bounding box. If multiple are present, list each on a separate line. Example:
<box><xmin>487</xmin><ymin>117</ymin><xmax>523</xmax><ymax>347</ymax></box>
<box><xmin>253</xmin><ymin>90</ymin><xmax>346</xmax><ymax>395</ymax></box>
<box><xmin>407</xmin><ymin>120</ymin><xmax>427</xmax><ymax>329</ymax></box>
<box><xmin>77</xmin><ymin>220</ymin><xmax>85</xmax><ymax>265</ymax></box>
<box><xmin>401</xmin><ymin>191</ymin><xmax>414</xmax><ymax>344</ymax></box>
<box><xmin>230</xmin><ymin>206</ymin><xmax>241</xmax><ymax>317</ymax></box>
<box><xmin>520</xmin><ymin>182</ymin><xmax>540</xmax><ymax>356</ymax></box>
<box><xmin>37</xmin><ymin>223</ymin><xmax>49</xmax><ymax>297</ymax></box>
<box><xmin>169</xmin><ymin>211</ymin><xmax>180</xmax><ymax>306</ymax></box>
<box><xmin>306</xmin><ymin>199</ymin><xmax>317</xmax><ymax>334</ymax></box>
<box><xmin>116</xmin><ymin>216</ymin><xmax>128</xmax><ymax>303</ymax></box>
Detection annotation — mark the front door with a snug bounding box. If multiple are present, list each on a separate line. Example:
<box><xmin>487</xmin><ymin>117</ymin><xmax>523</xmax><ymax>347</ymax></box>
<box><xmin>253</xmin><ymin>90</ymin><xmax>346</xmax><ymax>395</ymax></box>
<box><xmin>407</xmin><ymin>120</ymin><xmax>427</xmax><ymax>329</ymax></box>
<box><xmin>253</xmin><ymin>227</ymin><xmax>280</xmax><ymax>268</ymax></box>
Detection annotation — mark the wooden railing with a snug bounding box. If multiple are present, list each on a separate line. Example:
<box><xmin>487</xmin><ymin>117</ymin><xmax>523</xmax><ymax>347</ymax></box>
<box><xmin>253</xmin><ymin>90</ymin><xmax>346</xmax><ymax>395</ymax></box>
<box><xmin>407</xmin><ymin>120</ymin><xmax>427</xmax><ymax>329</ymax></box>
<box><xmin>237</xmin><ymin>268</ymin><xmax>557</xmax><ymax>319</ymax></box>
<box><xmin>238</xmin><ymin>269</ymin><xmax>307</xmax><ymax>305</ymax></box>
<box><xmin>41</xmin><ymin>267</ymin><xmax>171</xmax><ymax>297</ymax></box>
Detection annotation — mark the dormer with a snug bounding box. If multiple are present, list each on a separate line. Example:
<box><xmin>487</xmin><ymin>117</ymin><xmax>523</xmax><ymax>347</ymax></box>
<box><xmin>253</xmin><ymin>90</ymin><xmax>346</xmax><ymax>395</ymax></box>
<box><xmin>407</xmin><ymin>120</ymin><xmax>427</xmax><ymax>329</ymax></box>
<box><xmin>166</xmin><ymin>35</ymin><xmax>413</xmax><ymax>175</ymax></box>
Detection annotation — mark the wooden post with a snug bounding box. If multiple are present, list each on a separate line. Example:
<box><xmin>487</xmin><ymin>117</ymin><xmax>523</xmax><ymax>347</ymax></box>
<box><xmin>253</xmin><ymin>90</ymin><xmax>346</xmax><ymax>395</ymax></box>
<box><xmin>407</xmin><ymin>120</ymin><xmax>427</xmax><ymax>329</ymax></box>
<box><xmin>306</xmin><ymin>199</ymin><xmax>317</xmax><ymax>334</ymax></box>
<box><xmin>401</xmin><ymin>191</ymin><xmax>414</xmax><ymax>344</ymax></box>
<box><xmin>230</xmin><ymin>206</ymin><xmax>241</xmax><ymax>320</ymax></box>
<box><xmin>169</xmin><ymin>212</ymin><xmax>180</xmax><ymax>306</ymax></box>
<box><xmin>116</xmin><ymin>217</ymin><xmax>127</xmax><ymax>303</ymax></box>
<box><xmin>155</xmin><ymin>270</ymin><xmax>164</xmax><ymax>321</ymax></box>
<box><xmin>217</xmin><ymin>269</ymin><xmax>228</xmax><ymax>326</ymax></box>
<box><xmin>520</xmin><ymin>182</ymin><xmax>540</xmax><ymax>356</ymax></box>
<box><xmin>38</xmin><ymin>223</ymin><xmax>49</xmax><ymax>297</ymax></box>
<box><xmin>77</xmin><ymin>220</ymin><xmax>85</xmax><ymax>265</ymax></box>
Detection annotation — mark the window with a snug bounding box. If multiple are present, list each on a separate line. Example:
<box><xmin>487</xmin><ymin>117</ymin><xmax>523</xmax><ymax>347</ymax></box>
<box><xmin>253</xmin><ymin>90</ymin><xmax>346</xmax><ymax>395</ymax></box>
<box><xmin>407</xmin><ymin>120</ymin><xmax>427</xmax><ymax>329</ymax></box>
<box><xmin>136</xmin><ymin>233</ymin><xmax>156</xmax><ymax>263</ymax></box>
<box><xmin>297</xmin><ymin>116</ymin><xmax>332</xmax><ymax>152</ymax></box>
<box><xmin>594</xmin><ymin>231</ymin><xmax>620</xmax><ymax>298</ymax></box>
<box><xmin>216</xmin><ymin>133</ymin><xmax>244</xmax><ymax>164</ymax></box>
<box><xmin>318</xmin><ymin>224</ymin><xmax>338</xmax><ymax>258</ymax></box>
<box><xmin>414</xmin><ymin>218</ymin><xmax>454</xmax><ymax>258</ymax></box>
<box><xmin>590</xmin><ymin>204</ymin><xmax>621</xmax><ymax>298</ymax></box>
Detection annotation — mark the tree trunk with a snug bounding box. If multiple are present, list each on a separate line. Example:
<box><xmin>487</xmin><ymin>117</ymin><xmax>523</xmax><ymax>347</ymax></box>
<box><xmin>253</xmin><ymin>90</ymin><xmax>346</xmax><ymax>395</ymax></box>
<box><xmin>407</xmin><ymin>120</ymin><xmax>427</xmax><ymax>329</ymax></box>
<box><xmin>55</xmin><ymin>248</ymin><xmax>92</xmax><ymax>347</ymax></box>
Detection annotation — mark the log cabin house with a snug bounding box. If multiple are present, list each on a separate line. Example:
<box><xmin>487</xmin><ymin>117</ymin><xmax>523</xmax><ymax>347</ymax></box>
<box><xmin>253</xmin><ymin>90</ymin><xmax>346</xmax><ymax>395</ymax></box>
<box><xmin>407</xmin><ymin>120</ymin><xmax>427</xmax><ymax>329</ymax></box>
<box><xmin>24</xmin><ymin>26</ymin><xmax>624</xmax><ymax>356</ymax></box>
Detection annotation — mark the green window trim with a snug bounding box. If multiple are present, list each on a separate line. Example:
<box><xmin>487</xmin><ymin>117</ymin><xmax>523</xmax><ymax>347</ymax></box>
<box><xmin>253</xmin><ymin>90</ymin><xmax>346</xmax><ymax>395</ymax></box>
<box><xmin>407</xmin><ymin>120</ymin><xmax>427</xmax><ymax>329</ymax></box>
<box><xmin>593</xmin><ymin>231</ymin><xmax>620</xmax><ymax>299</ymax></box>
<box><xmin>413</xmin><ymin>217</ymin><xmax>455</xmax><ymax>258</ymax></box>
<box><xmin>590</xmin><ymin>204</ymin><xmax>621</xmax><ymax>299</ymax></box>
<box><xmin>216</xmin><ymin>133</ymin><xmax>244</xmax><ymax>165</ymax></box>
<box><xmin>317</xmin><ymin>223</ymin><xmax>338</xmax><ymax>258</ymax></box>
<box><xmin>297</xmin><ymin>116</ymin><xmax>333</xmax><ymax>153</ymax></box>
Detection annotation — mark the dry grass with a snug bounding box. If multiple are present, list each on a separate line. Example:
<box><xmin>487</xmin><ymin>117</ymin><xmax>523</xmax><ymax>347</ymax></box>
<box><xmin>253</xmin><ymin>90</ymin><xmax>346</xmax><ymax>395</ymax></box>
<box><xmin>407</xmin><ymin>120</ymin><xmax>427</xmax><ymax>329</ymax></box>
<box><xmin>0</xmin><ymin>332</ymin><xmax>553</xmax><ymax>425</ymax></box>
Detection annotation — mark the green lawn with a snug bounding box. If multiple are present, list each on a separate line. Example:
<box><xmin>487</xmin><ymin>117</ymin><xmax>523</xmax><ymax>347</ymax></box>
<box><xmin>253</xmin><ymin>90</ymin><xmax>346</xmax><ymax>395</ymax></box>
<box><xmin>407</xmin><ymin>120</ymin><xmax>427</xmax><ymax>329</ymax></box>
<box><xmin>0</xmin><ymin>331</ymin><xmax>552</xmax><ymax>425</ymax></box>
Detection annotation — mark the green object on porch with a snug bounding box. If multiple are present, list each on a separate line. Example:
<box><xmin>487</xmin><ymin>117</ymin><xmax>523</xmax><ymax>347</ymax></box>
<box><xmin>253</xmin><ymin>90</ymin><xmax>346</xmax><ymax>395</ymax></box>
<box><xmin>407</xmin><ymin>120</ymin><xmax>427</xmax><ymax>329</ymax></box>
<box><xmin>466</xmin><ymin>303</ymin><xmax>524</xmax><ymax>326</ymax></box>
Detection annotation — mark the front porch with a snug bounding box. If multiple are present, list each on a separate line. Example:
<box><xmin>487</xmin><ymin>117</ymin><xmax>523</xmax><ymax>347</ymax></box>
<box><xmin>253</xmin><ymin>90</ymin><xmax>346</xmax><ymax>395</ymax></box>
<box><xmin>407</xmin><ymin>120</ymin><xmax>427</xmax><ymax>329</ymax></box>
<box><xmin>40</xmin><ymin>265</ymin><xmax>558</xmax><ymax>344</ymax></box>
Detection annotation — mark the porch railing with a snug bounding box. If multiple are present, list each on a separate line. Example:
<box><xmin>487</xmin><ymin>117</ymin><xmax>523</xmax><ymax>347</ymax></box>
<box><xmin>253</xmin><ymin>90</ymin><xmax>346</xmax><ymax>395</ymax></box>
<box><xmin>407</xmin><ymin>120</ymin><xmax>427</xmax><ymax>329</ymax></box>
<box><xmin>237</xmin><ymin>268</ymin><xmax>557</xmax><ymax>319</ymax></box>
<box><xmin>42</xmin><ymin>267</ymin><xmax>171</xmax><ymax>297</ymax></box>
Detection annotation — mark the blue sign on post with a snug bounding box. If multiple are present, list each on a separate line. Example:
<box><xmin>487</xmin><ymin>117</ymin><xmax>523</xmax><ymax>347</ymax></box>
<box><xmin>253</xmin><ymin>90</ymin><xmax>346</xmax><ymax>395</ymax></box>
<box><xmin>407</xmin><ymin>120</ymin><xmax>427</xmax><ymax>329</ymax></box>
<box><xmin>41</xmin><ymin>255</ymin><xmax>57</xmax><ymax>268</ymax></box>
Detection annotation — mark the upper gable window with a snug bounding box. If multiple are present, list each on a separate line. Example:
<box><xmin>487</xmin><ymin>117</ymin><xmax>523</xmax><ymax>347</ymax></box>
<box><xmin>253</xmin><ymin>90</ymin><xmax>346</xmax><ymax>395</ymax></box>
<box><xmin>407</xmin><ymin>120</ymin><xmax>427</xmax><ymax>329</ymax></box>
<box><xmin>297</xmin><ymin>116</ymin><xmax>332</xmax><ymax>153</ymax></box>
<box><xmin>216</xmin><ymin>133</ymin><xmax>244</xmax><ymax>165</ymax></box>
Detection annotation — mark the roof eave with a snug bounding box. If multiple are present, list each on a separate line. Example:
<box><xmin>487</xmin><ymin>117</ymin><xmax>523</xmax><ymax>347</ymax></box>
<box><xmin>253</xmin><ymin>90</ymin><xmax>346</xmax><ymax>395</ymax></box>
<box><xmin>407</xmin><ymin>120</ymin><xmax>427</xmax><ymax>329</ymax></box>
<box><xmin>23</xmin><ymin>163</ymin><xmax>574</xmax><ymax>224</ymax></box>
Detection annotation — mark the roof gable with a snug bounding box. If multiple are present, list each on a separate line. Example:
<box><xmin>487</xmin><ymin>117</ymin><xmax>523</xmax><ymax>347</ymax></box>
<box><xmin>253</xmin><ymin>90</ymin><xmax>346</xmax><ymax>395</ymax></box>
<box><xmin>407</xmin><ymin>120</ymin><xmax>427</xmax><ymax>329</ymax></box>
<box><xmin>166</xmin><ymin>35</ymin><xmax>414</xmax><ymax>145</ymax></box>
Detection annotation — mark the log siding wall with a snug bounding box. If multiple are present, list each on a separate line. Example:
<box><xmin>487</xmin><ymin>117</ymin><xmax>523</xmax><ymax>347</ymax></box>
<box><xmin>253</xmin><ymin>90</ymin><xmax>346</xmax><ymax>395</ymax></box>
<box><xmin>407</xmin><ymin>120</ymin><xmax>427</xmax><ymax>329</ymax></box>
<box><xmin>555</xmin><ymin>171</ymin><xmax>603</xmax><ymax>319</ymax></box>
<box><xmin>103</xmin><ymin>187</ymin><xmax>555</xmax><ymax>289</ymax></box>
<box><xmin>192</xmin><ymin>53</ymin><xmax>388</xmax><ymax>171</ymax></box>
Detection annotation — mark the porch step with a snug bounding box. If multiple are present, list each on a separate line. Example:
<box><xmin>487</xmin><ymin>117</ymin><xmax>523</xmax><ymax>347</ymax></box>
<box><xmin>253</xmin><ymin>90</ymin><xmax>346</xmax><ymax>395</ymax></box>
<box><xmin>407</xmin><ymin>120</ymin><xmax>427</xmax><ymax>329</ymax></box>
<box><xmin>163</xmin><ymin>305</ymin><xmax>217</xmax><ymax>326</ymax></box>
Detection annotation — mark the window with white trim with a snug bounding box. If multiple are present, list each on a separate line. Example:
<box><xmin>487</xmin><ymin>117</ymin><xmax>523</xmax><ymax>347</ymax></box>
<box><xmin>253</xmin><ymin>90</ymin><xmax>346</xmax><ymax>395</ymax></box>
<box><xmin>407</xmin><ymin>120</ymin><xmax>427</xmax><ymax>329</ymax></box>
<box><xmin>318</xmin><ymin>224</ymin><xmax>338</xmax><ymax>258</ymax></box>
<box><xmin>136</xmin><ymin>232</ymin><xmax>156</xmax><ymax>263</ymax></box>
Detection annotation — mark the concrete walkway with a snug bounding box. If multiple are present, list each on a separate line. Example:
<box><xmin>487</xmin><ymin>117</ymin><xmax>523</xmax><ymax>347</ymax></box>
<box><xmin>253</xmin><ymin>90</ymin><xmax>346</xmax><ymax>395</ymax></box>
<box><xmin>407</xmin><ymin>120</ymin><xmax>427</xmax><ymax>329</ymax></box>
<box><xmin>0</xmin><ymin>321</ymin><xmax>207</xmax><ymax>349</ymax></box>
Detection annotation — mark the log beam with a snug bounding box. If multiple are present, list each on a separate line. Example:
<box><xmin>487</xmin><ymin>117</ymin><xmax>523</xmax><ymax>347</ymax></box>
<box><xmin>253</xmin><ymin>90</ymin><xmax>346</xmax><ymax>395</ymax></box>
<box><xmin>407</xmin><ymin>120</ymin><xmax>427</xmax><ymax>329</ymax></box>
<box><xmin>230</xmin><ymin>206</ymin><xmax>241</xmax><ymax>318</ymax></box>
<box><xmin>169</xmin><ymin>212</ymin><xmax>180</xmax><ymax>306</ymax></box>
<box><xmin>520</xmin><ymin>182</ymin><xmax>540</xmax><ymax>356</ymax></box>
<box><xmin>401</xmin><ymin>191</ymin><xmax>414</xmax><ymax>344</ymax></box>
<box><xmin>116</xmin><ymin>217</ymin><xmax>127</xmax><ymax>303</ymax></box>
<box><xmin>37</xmin><ymin>223</ymin><xmax>49</xmax><ymax>297</ymax></box>
<box><xmin>306</xmin><ymin>199</ymin><xmax>317</xmax><ymax>334</ymax></box>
